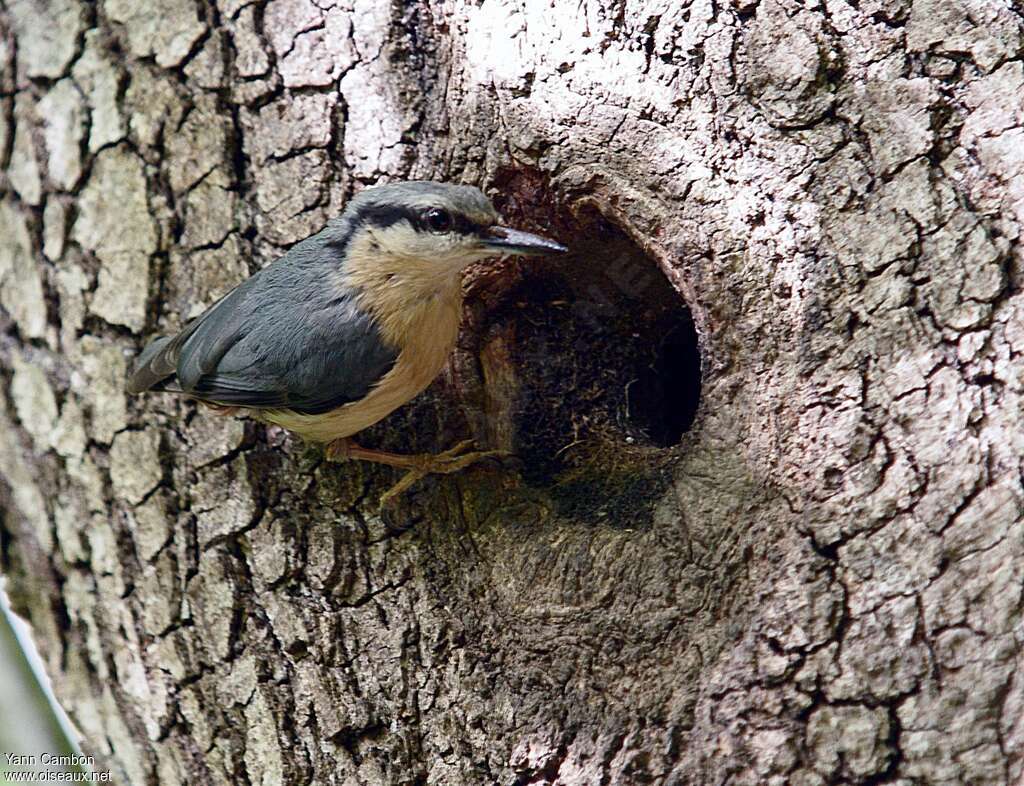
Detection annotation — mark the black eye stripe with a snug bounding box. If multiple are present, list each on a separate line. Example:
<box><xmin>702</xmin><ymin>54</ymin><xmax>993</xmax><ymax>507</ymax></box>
<box><xmin>452</xmin><ymin>214</ymin><xmax>485</xmax><ymax>235</ymax></box>
<box><xmin>358</xmin><ymin>203</ymin><xmax>486</xmax><ymax>236</ymax></box>
<box><xmin>357</xmin><ymin>204</ymin><xmax>417</xmax><ymax>229</ymax></box>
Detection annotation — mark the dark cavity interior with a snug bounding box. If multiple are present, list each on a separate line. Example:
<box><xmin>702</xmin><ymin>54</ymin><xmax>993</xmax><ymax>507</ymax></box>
<box><xmin>458</xmin><ymin>176</ymin><xmax>702</xmax><ymax>525</ymax></box>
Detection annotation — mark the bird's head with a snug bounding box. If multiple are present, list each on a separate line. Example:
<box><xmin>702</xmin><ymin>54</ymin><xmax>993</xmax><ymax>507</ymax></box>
<box><xmin>337</xmin><ymin>181</ymin><xmax>567</xmax><ymax>278</ymax></box>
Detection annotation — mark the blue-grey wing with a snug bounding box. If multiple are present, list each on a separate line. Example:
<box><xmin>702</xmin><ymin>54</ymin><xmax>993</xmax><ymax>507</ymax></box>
<box><xmin>183</xmin><ymin>288</ymin><xmax>398</xmax><ymax>414</ymax></box>
<box><xmin>128</xmin><ymin>237</ymin><xmax>397</xmax><ymax>414</ymax></box>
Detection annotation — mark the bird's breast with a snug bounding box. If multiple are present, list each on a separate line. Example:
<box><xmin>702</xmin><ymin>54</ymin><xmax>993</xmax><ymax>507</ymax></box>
<box><xmin>265</xmin><ymin>292</ymin><xmax>463</xmax><ymax>443</ymax></box>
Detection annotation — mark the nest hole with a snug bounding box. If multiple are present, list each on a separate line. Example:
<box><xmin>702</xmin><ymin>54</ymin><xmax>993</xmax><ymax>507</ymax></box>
<box><xmin>627</xmin><ymin>319</ymin><xmax>701</xmax><ymax>448</ymax></box>
<box><xmin>466</xmin><ymin>184</ymin><xmax>702</xmax><ymax>524</ymax></box>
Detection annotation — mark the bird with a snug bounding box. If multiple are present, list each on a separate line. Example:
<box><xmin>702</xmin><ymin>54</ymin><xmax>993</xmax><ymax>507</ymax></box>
<box><xmin>127</xmin><ymin>180</ymin><xmax>568</xmax><ymax>502</ymax></box>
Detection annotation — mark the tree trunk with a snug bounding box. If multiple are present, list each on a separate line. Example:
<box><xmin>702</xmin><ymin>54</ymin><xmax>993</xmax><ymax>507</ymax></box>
<box><xmin>2</xmin><ymin>0</ymin><xmax>1023</xmax><ymax>783</ymax></box>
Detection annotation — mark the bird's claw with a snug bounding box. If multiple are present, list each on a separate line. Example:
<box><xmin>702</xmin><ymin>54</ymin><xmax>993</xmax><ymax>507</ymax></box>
<box><xmin>324</xmin><ymin>437</ymin><xmax>509</xmax><ymax>505</ymax></box>
<box><xmin>379</xmin><ymin>440</ymin><xmax>510</xmax><ymax>506</ymax></box>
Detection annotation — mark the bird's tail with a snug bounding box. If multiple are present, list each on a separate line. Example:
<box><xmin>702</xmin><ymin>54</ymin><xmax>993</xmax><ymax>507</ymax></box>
<box><xmin>126</xmin><ymin>336</ymin><xmax>178</xmax><ymax>394</ymax></box>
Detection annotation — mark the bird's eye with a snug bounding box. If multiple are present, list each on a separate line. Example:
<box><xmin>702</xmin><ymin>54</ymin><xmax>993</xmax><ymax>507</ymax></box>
<box><xmin>423</xmin><ymin>208</ymin><xmax>453</xmax><ymax>233</ymax></box>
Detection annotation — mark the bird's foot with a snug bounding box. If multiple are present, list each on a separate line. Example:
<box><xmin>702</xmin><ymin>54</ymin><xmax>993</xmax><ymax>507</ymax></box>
<box><xmin>411</xmin><ymin>439</ymin><xmax>509</xmax><ymax>474</ymax></box>
<box><xmin>380</xmin><ymin>440</ymin><xmax>509</xmax><ymax>506</ymax></box>
<box><xmin>325</xmin><ymin>438</ymin><xmax>509</xmax><ymax>505</ymax></box>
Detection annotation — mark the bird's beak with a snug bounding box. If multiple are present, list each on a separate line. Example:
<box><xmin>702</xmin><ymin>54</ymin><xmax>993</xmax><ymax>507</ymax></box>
<box><xmin>480</xmin><ymin>225</ymin><xmax>568</xmax><ymax>256</ymax></box>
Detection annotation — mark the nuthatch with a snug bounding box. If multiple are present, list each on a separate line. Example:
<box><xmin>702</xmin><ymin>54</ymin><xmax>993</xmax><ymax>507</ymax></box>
<box><xmin>128</xmin><ymin>181</ymin><xmax>567</xmax><ymax>501</ymax></box>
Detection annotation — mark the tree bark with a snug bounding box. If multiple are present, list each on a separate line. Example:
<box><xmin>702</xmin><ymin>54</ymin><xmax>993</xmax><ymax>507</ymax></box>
<box><xmin>2</xmin><ymin>0</ymin><xmax>1023</xmax><ymax>784</ymax></box>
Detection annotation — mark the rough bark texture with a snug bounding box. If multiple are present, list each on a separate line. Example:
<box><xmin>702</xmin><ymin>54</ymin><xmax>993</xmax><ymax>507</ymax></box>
<box><xmin>2</xmin><ymin>0</ymin><xmax>1024</xmax><ymax>784</ymax></box>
